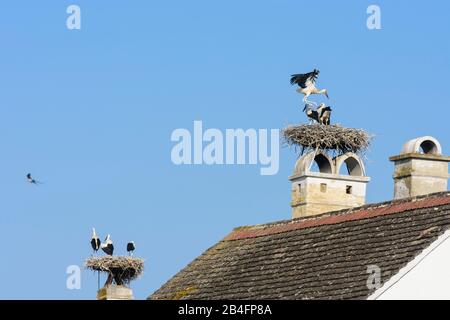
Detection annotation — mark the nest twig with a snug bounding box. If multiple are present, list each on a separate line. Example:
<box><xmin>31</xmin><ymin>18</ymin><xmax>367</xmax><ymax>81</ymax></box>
<box><xmin>282</xmin><ymin>124</ymin><xmax>372</xmax><ymax>156</ymax></box>
<box><xmin>85</xmin><ymin>256</ymin><xmax>144</xmax><ymax>285</ymax></box>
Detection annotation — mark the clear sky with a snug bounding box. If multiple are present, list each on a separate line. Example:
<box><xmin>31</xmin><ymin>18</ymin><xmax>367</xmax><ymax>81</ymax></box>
<box><xmin>0</xmin><ymin>0</ymin><xmax>449</xmax><ymax>299</ymax></box>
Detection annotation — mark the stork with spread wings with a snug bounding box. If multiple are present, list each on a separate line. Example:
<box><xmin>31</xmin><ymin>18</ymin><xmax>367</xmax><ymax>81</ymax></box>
<box><xmin>290</xmin><ymin>69</ymin><xmax>329</xmax><ymax>106</ymax></box>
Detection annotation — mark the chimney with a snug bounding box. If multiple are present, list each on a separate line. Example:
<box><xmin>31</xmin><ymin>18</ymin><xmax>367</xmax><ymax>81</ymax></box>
<box><xmin>390</xmin><ymin>136</ymin><xmax>450</xmax><ymax>199</ymax></box>
<box><xmin>97</xmin><ymin>284</ymin><xmax>134</xmax><ymax>300</ymax></box>
<box><xmin>289</xmin><ymin>151</ymin><xmax>370</xmax><ymax>218</ymax></box>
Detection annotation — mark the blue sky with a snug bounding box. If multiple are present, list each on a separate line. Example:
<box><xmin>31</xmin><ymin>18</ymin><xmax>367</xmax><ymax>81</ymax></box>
<box><xmin>0</xmin><ymin>1</ymin><xmax>449</xmax><ymax>299</ymax></box>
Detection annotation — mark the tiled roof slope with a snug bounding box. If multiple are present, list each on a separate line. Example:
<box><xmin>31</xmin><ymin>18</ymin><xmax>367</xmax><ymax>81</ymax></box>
<box><xmin>149</xmin><ymin>192</ymin><xmax>450</xmax><ymax>300</ymax></box>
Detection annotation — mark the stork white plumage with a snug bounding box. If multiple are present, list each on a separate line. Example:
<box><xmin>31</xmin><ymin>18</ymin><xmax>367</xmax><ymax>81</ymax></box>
<box><xmin>101</xmin><ymin>234</ymin><xmax>114</xmax><ymax>256</ymax></box>
<box><xmin>291</xmin><ymin>69</ymin><xmax>329</xmax><ymax>106</ymax></box>
<box><xmin>90</xmin><ymin>228</ymin><xmax>101</xmax><ymax>254</ymax></box>
<box><xmin>127</xmin><ymin>241</ymin><xmax>135</xmax><ymax>256</ymax></box>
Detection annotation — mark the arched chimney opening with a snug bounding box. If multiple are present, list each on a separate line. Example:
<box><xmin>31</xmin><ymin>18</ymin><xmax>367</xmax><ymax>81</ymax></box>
<box><xmin>310</xmin><ymin>154</ymin><xmax>332</xmax><ymax>174</ymax></box>
<box><xmin>338</xmin><ymin>157</ymin><xmax>363</xmax><ymax>176</ymax></box>
<box><xmin>419</xmin><ymin>140</ymin><xmax>439</xmax><ymax>155</ymax></box>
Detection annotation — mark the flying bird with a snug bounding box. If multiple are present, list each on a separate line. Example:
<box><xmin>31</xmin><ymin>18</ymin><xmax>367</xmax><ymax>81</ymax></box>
<box><xmin>303</xmin><ymin>104</ymin><xmax>320</xmax><ymax>124</ymax></box>
<box><xmin>90</xmin><ymin>228</ymin><xmax>101</xmax><ymax>254</ymax></box>
<box><xmin>101</xmin><ymin>234</ymin><xmax>114</xmax><ymax>256</ymax></box>
<box><xmin>127</xmin><ymin>241</ymin><xmax>136</xmax><ymax>256</ymax></box>
<box><xmin>26</xmin><ymin>173</ymin><xmax>42</xmax><ymax>185</ymax></box>
<box><xmin>317</xmin><ymin>103</ymin><xmax>332</xmax><ymax>125</ymax></box>
<box><xmin>290</xmin><ymin>69</ymin><xmax>329</xmax><ymax>106</ymax></box>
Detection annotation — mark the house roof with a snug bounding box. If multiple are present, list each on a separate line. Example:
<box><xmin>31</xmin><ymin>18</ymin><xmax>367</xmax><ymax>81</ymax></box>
<box><xmin>149</xmin><ymin>191</ymin><xmax>450</xmax><ymax>300</ymax></box>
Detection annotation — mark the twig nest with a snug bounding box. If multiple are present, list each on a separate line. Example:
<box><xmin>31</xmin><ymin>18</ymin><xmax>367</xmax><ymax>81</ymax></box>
<box><xmin>85</xmin><ymin>256</ymin><xmax>144</xmax><ymax>283</ymax></box>
<box><xmin>282</xmin><ymin>124</ymin><xmax>372</xmax><ymax>155</ymax></box>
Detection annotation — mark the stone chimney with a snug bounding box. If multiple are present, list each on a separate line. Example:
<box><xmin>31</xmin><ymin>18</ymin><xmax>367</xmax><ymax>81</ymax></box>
<box><xmin>289</xmin><ymin>151</ymin><xmax>370</xmax><ymax>218</ymax></box>
<box><xmin>389</xmin><ymin>136</ymin><xmax>450</xmax><ymax>199</ymax></box>
<box><xmin>97</xmin><ymin>285</ymin><xmax>134</xmax><ymax>300</ymax></box>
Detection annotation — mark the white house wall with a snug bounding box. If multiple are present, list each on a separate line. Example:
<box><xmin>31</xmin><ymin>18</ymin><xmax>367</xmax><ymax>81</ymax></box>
<box><xmin>369</xmin><ymin>229</ymin><xmax>450</xmax><ymax>300</ymax></box>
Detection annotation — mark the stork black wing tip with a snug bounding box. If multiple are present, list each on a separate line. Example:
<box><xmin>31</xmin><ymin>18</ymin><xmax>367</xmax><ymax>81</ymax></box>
<box><xmin>289</xmin><ymin>75</ymin><xmax>297</xmax><ymax>85</ymax></box>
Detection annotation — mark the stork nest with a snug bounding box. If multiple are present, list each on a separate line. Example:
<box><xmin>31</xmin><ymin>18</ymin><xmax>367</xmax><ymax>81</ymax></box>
<box><xmin>85</xmin><ymin>256</ymin><xmax>144</xmax><ymax>284</ymax></box>
<box><xmin>282</xmin><ymin>124</ymin><xmax>372</xmax><ymax>155</ymax></box>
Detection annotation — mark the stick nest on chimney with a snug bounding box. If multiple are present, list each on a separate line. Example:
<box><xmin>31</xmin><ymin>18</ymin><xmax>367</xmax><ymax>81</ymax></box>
<box><xmin>282</xmin><ymin>124</ymin><xmax>372</xmax><ymax>156</ymax></box>
<box><xmin>85</xmin><ymin>256</ymin><xmax>144</xmax><ymax>284</ymax></box>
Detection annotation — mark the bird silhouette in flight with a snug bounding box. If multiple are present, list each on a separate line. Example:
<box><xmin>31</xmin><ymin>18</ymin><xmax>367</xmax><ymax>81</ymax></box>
<box><xmin>27</xmin><ymin>173</ymin><xmax>42</xmax><ymax>185</ymax></box>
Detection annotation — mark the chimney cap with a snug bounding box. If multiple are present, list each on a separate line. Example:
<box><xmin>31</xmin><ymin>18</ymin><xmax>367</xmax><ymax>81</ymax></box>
<box><xmin>400</xmin><ymin>136</ymin><xmax>442</xmax><ymax>156</ymax></box>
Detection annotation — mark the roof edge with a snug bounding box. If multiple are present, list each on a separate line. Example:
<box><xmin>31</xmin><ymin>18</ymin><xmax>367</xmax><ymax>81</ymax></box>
<box><xmin>225</xmin><ymin>191</ymin><xmax>450</xmax><ymax>241</ymax></box>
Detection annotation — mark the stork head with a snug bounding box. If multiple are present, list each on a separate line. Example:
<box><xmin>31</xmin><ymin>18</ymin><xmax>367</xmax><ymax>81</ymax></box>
<box><xmin>323</xmin><ymin>89</ymin><xmax>329</xmax><ymax>99</ymax></box>
<box><xmin>104</xmin><ymin>234</ymin><xmax>110</xmax><ymax>242</ymax></box>
<box><xmin>92</xmin><ymin>227</ymin><xmax>97</xmax><ymax>237</ymax></box>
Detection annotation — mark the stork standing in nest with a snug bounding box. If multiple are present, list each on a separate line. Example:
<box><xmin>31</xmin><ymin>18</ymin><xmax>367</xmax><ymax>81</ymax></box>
<box><xmin>90</xmin><ymin>228</ymin><xmax>101</xmax><ymax>289</ymax></box>
<box><xmin>303</xmin><ymin>104</ymin><xmax>320</xmax><ymax>124</ymax></box>
<box><xmin>90</xmin><ymin>228</ymin><xmax>101</xmax><ymax>255</ymax></box>
<box><xmin>101</xmin><ymin>234</ymin><xmax>114</xmax><ymax>256</ymax></box>
<box><xmin>303</xmin><ymin>103</ymin><xmax>333</xmax><ymax>125</ymax></box>
<box><xmin>317</xmin><ymin>103</ymin><xmax>332</xmax><ymax>125</ymax></box>
<box><xmin>127</xmin><ymin>241</ymin><xmax>136</xmax><ymax>256</ymax></box>
<box><xmin>290</xmin><ymin>69</ymin><xmax>329</xmax><ymax>106</ymax></box>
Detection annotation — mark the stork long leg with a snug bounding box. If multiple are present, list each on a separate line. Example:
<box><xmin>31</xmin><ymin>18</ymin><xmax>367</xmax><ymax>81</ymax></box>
<box><xmin>302</xmin><ymin>96</ymin><xmax>317</xmax><ymax>107</ymax></box>
<box><xmin>306</xmin><ymin>99</ymin><xmax>317</xmax><ymax>107</ymax></box>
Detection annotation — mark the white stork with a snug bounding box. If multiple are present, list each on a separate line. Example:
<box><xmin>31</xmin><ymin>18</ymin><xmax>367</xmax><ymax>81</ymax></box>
<box><xmin>316</xmin><ymin>103</ymin><xmax>332</xmax><ymax>125</ymax></box>
<box><xmin>290</xmin><ymin>69</ymin><xmax>329</xmax><ymax>106</ymax></box>
<box><xmin>101</xmin><ymin>234</ymin><xmax>114</xmax><ymax>256</ymax></box>
<box><xmin>26</xmin><ymin>173</ymin><xmax>42</xmax><ymax>185</ymax></box>
<box><xmin>127</xmin><ymin>241</ymin><xmax>136</xmax><ymax>256</ymax></box>
<box><xmin>303</xmin><ymin>104</ymin><xmax>320</xmax><ymax>124</ymax></box>
<box><xmin>90</xmin><ymin>228</ymin><xmax>101</xmax><ymax>254</ymax></box>
<box><xmin>91</xmin><ymin>228</ymin><xmax>102</xmax><ymax>289</ymax></box>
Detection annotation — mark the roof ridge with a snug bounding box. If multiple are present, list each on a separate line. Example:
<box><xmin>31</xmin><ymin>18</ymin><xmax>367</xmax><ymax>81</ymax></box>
<box><xmin>226</xmin><ymin>191</ymin><xmax>450</xmax><ymax>241</ymax></box>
